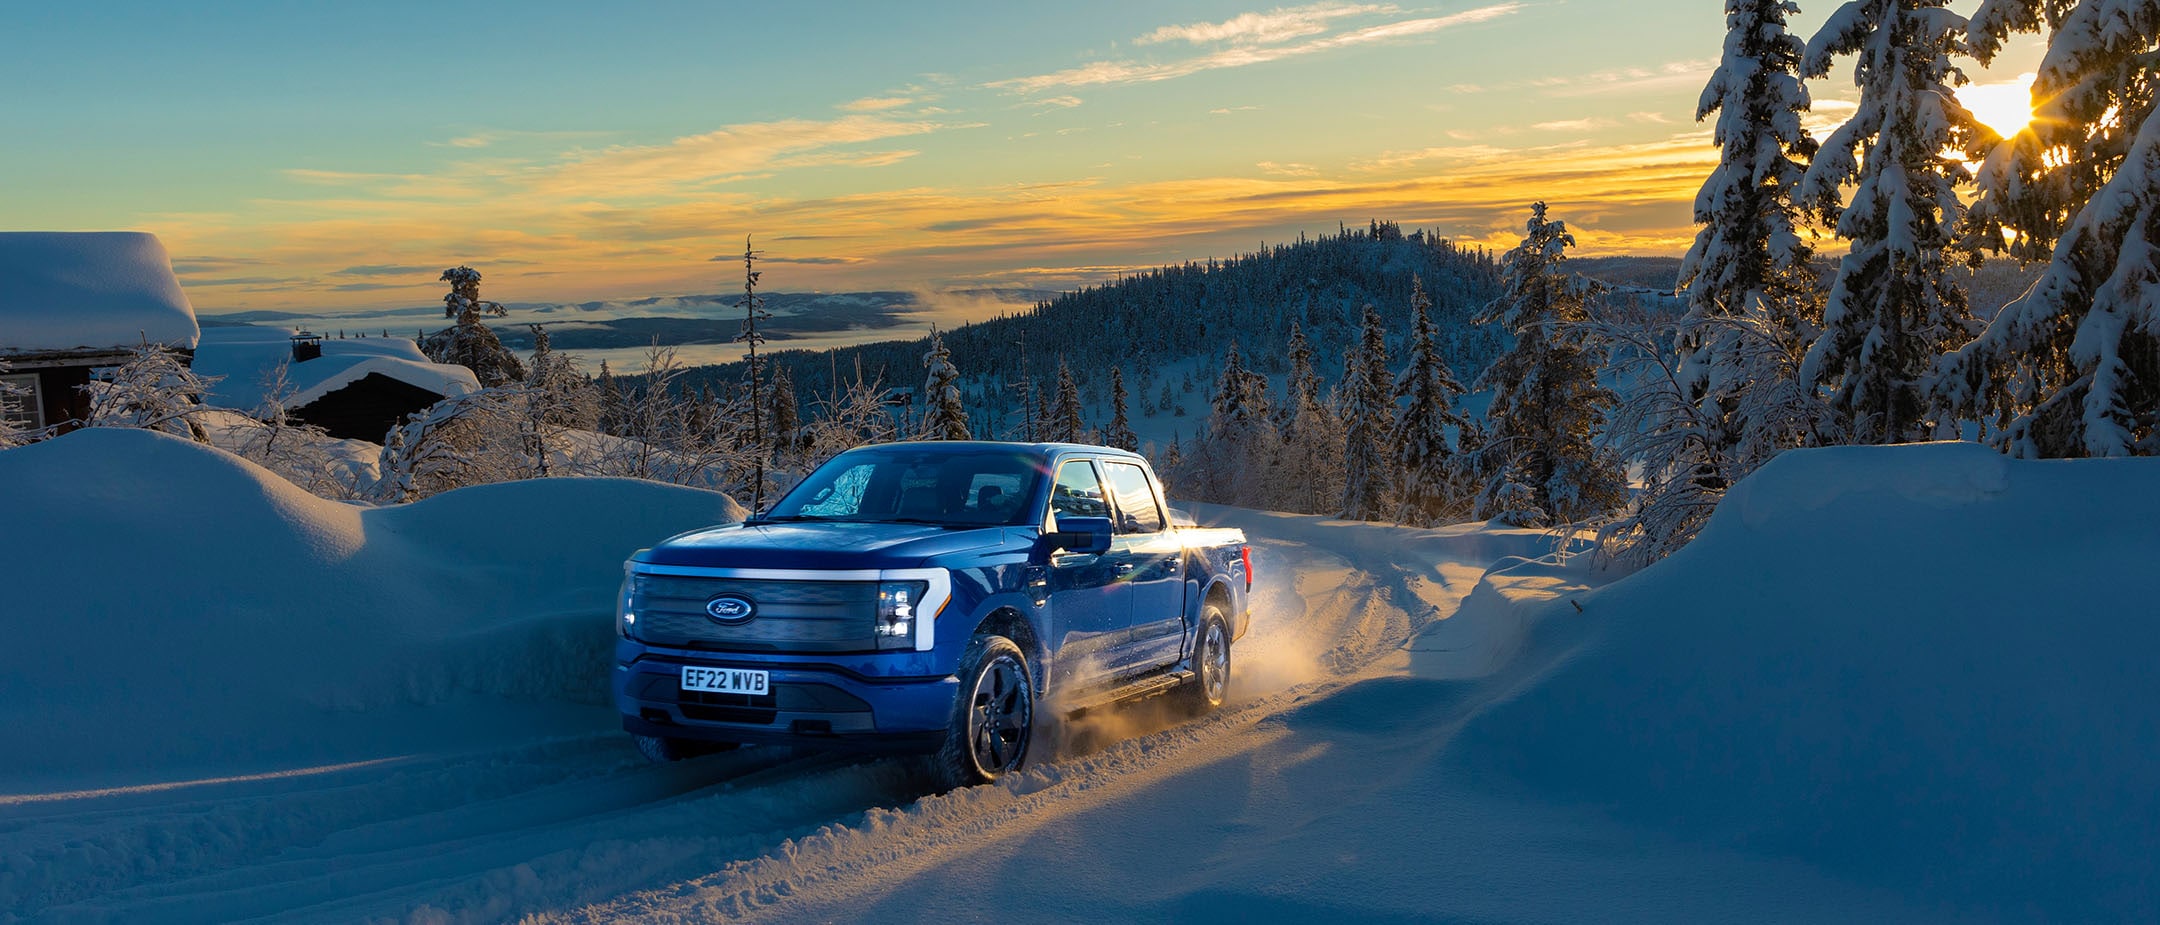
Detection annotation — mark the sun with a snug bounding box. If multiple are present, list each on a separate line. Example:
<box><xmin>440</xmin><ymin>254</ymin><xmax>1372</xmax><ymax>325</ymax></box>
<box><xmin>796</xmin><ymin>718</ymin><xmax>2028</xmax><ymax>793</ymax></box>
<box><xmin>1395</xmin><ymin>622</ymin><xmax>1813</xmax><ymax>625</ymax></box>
<box><xmin>1959</xmin><ymin>73</ymin><xmax>2039</xmax><ymax>138</ymax></box>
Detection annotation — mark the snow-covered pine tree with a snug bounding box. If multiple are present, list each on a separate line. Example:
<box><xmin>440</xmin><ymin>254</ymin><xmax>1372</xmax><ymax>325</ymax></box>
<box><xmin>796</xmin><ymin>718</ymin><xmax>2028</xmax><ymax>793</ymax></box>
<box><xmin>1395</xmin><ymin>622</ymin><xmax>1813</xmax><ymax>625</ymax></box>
<box><xmin>1278</xmin><ymin>321</ymin><xmax>1322</xmax><ymax>433</ymax></box>
<box><xmin>1679</xmin><ymin>0</ymin><xmax>1826</xmax><ymax>456</ymax></box>
<box><xmin>1105</xmin><ymin>366</ymin><xmax>1138</xmax><ymax>451</ymax></box>
<box><xmin>920</xmin><ymin>328</ymin><xmax>972</xmax><ymax>440</ymax></box>
<box><xmin>1392</xmin><ymin>276</ymin><xmax>1471</xmax><ymax>526</ymax></box>
<box><xmin>1339</xmin><ymin>307</ymin><xmax>1396</xmax><ymax>521</ymax></box>
<box><xmin>1592</xmin><ymin>0</ymin><xmax>1833</xmax><ymax>564</ymax></box>
<box><xmin>1799</xmin><ymin>0</ymin><xmax>1989</xmax><ymax>443</ymax></box>
<box><xmin>1934</xmin><ymin>0</ymin><xmax>2160</xmax><ymax>456</ymax></box>
<box><xmin>422</xmin><ymin>266</ymin><xmax>526</xmax><ymax>387</ymax></box>
<box><xmin>1473</xmin><ymin>203</ymin><xmax>1626</xmax><ymax>527</ymax></box>
<box><xmin>769</xmin><ymin>364</ymin><xmax>802</xmax><ymax>453</ymax></box>
<box><xmin>1046</xmin><ymin>359</ymin><xmax>1088</xmax><ymax>444</ymax></box>
<box><xmin>82</xmin><ymin>338</ymin><xmax>218</xmax><ymax>443</ymax></box>
<box><xmin>1208</xmin><ymin>341</ymin><xmax>1271</xmax><ymax>436</ymax></box>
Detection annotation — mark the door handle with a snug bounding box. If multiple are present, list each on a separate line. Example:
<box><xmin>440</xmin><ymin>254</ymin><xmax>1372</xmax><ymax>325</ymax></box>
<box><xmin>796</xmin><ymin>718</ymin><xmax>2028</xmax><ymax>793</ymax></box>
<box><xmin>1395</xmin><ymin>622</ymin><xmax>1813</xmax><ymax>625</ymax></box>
<box><xmin>1113</xmin><ymin>561</ymin><xmax>1136</xmax><ymax>576</ymax></box>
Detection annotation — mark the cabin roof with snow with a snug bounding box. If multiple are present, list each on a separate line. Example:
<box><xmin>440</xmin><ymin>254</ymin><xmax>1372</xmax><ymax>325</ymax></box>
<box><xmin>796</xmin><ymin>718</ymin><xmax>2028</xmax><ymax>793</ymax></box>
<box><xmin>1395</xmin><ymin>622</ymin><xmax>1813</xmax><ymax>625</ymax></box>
<box><xmin>0</xmin><ymin>232</ymin><xmax>199</xmax><ymax>355</ymax></box>
<box><xmin>192</xmin><ymin>326</ymin><xmax>480</xmax><ymax>413</ymax></box>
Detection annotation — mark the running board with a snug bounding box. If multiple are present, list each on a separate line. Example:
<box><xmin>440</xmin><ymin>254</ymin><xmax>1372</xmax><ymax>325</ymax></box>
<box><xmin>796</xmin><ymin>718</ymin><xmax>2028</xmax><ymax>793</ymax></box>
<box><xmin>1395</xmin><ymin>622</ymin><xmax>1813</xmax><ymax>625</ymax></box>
<box><xmin>1059</xmin><ymin>669</ymin><xmax>1195</xmax><ymax>715</ymax></box>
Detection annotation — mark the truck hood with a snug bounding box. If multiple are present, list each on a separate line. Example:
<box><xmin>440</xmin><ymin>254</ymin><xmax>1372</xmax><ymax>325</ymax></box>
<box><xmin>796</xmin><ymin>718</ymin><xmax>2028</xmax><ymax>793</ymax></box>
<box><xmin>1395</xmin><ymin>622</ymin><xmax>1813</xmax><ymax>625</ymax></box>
<box><xmin>634</xmin><ymin>521</ymin><xmax>1022</xmax><ymax>571</ymax></box>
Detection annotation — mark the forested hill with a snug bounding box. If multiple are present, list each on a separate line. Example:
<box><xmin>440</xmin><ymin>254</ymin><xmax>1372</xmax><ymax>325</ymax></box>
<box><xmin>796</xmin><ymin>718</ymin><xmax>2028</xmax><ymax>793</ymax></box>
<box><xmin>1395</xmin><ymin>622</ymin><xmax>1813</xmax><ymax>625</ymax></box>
<box><xmin>687</xmin><ymin>221</ymin><xmax>1506</xmax><ymax>441</ymax></box>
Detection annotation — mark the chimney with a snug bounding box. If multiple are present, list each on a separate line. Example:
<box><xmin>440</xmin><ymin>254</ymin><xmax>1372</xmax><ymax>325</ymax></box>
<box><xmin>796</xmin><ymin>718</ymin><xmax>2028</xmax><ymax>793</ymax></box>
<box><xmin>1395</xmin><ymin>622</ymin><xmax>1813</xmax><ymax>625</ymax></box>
<box><xmin>291</xmin><ymin>331</ymin><xmax>323</xmax><ymax>363</ymax></box>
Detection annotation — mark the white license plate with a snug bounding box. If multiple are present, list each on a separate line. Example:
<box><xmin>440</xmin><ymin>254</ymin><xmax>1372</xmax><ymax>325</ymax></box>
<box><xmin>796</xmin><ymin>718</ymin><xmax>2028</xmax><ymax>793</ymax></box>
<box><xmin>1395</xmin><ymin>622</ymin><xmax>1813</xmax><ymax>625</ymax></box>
<box><xmin>681</xmin><ymin>666</ymin><xmax>770</xmax><ymax>695</ymax></box>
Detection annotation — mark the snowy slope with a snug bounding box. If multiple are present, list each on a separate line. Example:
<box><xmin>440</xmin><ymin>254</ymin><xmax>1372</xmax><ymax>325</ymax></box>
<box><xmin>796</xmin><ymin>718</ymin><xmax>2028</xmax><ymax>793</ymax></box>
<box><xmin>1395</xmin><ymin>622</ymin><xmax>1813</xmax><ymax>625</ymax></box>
<box><xmin>1450</xmin><ymin>442</ymin><xmax>2160</xmax><ymax>921</ymax></box>
<box><xmin>0</xmin><ymin>429</ymin><xmax>743</xmax><ymax>791</ymax></box>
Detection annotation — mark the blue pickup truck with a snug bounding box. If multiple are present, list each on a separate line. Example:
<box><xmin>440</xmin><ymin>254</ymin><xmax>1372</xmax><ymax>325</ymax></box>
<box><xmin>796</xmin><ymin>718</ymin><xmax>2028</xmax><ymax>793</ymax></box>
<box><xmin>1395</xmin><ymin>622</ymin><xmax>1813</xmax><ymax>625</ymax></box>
<box><xmin>613</xmin><ymin>441</ymin><xmax>1251</xmax><ymax>788</ymax></box>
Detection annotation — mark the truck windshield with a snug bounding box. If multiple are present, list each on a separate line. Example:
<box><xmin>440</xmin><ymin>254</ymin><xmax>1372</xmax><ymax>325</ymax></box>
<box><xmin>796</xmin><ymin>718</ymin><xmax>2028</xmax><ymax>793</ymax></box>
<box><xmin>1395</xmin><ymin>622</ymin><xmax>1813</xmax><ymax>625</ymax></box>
<box><xmin>762</xmin><ymin>447</ymin><xmax>1045</xmax><ymax>527</ymax></box>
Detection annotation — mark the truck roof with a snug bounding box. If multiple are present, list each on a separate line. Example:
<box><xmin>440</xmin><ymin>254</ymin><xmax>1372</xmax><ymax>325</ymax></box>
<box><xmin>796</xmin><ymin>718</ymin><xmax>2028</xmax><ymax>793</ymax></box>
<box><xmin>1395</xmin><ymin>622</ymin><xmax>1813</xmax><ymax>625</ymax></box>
<box><xmin>847</xmin><ymin>440</ymin><xmax>1148</xmax><ymax>462</ymax></box>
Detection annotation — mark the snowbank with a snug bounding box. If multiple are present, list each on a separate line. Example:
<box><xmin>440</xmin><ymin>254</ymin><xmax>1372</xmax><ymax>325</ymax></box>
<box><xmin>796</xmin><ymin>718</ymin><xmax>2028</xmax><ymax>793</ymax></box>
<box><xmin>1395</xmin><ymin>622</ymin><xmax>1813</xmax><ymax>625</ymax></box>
<box><xmin>192</xmin><ymin>326</ymin><xmax>479</xmax><ymax>412</ymax></box>
<box><xmin>0</xmin><ymin>232</ymin><xmax>198</xmax><ymax>353</ymax></box>
<box><xmin>1451</xmin><ymin>442</ymin><xmax>2160</xmax><ymax>920</ymax></box>
<box><xmin>0</xmin><ymin>429</ymin><xmax>745</xmax><ymax>790</ymax></box>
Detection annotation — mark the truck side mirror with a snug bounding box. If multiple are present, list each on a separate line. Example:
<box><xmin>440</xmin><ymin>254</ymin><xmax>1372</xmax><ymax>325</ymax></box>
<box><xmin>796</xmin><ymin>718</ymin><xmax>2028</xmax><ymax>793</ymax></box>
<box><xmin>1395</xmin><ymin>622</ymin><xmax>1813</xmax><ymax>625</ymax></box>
<box><xmin>1045</xmin><ymin>516</ymin><xmax>1113</xmax><ymax>554</ymax></box>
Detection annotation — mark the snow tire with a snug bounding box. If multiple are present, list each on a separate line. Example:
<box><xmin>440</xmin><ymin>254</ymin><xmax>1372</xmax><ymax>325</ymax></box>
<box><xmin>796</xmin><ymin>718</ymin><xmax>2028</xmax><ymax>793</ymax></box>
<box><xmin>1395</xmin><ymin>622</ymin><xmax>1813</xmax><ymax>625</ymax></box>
<box><xmin>930</xmin><ymin>634</ymin><xmax>1034</xmax><ymax>790</ymax></box>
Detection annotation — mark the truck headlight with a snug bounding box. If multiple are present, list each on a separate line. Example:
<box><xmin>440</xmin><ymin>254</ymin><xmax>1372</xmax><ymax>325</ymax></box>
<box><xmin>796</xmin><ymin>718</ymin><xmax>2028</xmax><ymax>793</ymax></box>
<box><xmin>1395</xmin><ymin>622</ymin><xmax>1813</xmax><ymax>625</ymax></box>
<box><xmin>875</xmin><ymin>580</ymin><xmax>929</xmax><ymax>651</ymax></box>
<box><xmin>617</xmin><ymin>570</ymin><xmax>643</xmax><ymax>639</ymax></box>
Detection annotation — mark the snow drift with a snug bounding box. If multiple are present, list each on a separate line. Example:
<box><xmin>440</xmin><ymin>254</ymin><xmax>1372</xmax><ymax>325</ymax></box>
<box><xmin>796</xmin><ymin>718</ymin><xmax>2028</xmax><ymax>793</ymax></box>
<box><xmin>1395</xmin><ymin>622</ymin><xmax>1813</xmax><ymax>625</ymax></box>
<box><xmin>1451</xmin><ymin>441</ymin><xmax>2160</xmax><ymax>920</ymax></box>
<box><xmin>0</xmin><ymin>429</ymin><xmax>745</xmax><ymax>791</ymax></box>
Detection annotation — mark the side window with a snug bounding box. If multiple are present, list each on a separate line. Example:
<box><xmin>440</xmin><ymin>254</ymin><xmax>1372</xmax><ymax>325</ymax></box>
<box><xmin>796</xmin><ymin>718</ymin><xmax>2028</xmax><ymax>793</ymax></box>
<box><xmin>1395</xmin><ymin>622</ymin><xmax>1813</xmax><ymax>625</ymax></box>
<box><xmin>799</xmin><ymin>463</ymin><xmax>873</xmax><ymax>517</ymax></box>
<box><xmin>1103</xmin><ymin>462</ymin><xmax>1165</xmax><ymax>534</ymax></box>
<box><xmin>1046</xmin><ymin>460</ymin><xmax>1107</xmax><ymax>530</ymax></box>
<box><xmin>0</xmin><ymin>373</ymin><xmax>42</xmax><ymax>432</ymax></box>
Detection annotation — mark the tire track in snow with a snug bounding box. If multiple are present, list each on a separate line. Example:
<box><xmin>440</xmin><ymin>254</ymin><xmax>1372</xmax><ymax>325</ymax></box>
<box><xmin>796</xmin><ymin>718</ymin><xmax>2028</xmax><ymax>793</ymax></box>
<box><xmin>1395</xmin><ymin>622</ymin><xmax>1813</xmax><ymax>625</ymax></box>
<box><xmin>543</xmin><ymin>518</ymin><xmax>1512</xmax><ymax>923</ymax></box>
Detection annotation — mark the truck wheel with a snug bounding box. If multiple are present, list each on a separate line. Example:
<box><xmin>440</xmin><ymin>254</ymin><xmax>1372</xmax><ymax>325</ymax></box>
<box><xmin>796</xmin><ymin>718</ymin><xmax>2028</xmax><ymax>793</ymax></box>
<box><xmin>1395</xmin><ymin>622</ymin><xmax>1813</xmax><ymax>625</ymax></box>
<box><xmin>1176</xmin><ymin>606</ymin><xmax>1232</xmax><ymax>715</ymax></box>
<box><xmin>633</xmin><ymin>734</ymin><xmax>739</xmax><ymax>763</ymax></box>
<box><xmin>932</xmin><ymin>635</ymin><xmax>1034</xmax><ymax>790</ymax></box>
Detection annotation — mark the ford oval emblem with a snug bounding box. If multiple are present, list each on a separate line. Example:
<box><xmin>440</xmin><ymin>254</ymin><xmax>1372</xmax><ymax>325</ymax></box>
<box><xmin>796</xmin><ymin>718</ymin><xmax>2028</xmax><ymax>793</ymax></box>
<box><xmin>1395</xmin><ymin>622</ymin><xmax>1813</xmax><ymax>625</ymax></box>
<box><xmin>705</xmin><ymin>594</ymin><xmax>756</xmax><ymax>624</ymax></box>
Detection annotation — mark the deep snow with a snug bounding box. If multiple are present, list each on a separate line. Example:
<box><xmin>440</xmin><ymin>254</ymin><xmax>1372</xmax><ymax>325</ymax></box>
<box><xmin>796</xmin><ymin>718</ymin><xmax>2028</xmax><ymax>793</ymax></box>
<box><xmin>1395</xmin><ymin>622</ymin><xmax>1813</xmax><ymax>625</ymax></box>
<box><xmin>3</xmin><ymin>435</ymin><xmax>2154</xmax><ymax>922</ymax></box>
<box><xmin>0</xmin><ymin>232</ymin><xmax>198</xmax><ymax>354</ymax></box>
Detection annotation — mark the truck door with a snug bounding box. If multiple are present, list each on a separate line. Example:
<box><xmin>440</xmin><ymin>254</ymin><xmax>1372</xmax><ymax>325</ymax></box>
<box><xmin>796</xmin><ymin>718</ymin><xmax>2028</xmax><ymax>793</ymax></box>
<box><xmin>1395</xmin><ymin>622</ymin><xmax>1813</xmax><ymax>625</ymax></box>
<box><xmin>1043</xmin><ymin>458</ymin><xmax>1131</xmax><ymax>682</ymax></box>
<box><xmin>1103</xmin><ymin>460</ymin><xmax>1186</xmax><ymax>673</ymax></box>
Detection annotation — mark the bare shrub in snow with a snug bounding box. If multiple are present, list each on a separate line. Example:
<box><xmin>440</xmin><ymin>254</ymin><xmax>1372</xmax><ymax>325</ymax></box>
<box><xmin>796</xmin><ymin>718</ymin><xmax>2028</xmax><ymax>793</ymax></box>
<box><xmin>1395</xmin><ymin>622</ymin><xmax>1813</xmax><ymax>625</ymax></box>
<box><xmin>82</xmin><ymin>339</ymin><xmax>218</xmax><ymax>443</ymax></box>
<box><xmin>223</xmin><ymin>361</ymin><xmax>371</xmax><ymax>499</ymax></box>
<box><xmin>0</xmin><ymin>360</ymin><xmax>31</xmax><ymax>448</ymax></box>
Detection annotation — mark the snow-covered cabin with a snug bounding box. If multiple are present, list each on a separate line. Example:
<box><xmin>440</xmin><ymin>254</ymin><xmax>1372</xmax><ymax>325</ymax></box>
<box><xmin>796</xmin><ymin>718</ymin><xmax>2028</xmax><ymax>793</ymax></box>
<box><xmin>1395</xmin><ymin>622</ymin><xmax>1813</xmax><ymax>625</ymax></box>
<box><xmin>0</xmin><ymin>232</ymin><xmax>201</xmax><ymax>434</ymax></box>
<box><xmin>192</xmin><ymin>327</ymin><xmax>480</xmax><ymax>441</ymax></box>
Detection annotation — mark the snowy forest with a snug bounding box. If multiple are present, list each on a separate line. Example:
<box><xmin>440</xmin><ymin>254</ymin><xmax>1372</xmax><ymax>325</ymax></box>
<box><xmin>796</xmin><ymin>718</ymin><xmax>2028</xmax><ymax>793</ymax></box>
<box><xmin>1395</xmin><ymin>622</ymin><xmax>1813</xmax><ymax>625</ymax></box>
<box><xmin>6</xmin><ymin>0</ymin><xmax>2156</xmax><ymax>572</ymax></box>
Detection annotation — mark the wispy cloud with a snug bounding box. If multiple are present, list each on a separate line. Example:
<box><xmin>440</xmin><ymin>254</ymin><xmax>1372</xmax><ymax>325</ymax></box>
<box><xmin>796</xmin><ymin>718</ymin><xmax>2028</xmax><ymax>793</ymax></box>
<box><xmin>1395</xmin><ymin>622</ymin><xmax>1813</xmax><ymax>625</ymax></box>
<box><xmin>1532</xmin><ymin>117</ymin><xmax>1617</xmax><ymax>132</ymax></box>
<box><xmin>1134</xmin><ymin>2</ymin><xmax>1391</xmax><ymax>46</ymax></box>
<box><xmin>840</xmin><ymin>96</ymin><xmax>917</xmax><ymax>112</ymax></box>
<box><xmin>530</xmin><ymin>115</ymin><xmax>951</xmax><ymax>198</ymax></box>
<box><xmin>988</xmin><ymin>3</ymin><xmax>1523</xmax><ymax>94</ymax></box>
<box><xmin>333</xmin><ymin>263</ymin><xmax>438</xmax><ymax>277</ymax></box>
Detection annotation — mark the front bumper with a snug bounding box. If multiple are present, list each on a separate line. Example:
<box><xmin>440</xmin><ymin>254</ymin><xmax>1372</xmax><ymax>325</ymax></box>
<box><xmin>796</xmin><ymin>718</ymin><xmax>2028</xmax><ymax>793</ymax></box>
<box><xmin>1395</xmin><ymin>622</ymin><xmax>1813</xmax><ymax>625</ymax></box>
<box><xmin>614</xmin><ymin>641</ymin><xmax>959</xmax><ymax>753</ymax></box>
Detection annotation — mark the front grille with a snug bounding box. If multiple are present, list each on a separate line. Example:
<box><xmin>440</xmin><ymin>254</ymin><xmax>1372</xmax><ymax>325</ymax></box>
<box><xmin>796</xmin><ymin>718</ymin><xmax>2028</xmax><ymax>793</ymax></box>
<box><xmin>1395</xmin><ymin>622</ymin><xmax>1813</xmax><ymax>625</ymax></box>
<box><xmin>679</xmin><ymin>689</ymin><xmax>779</xmax><ymax>724</ymax></box>
<box><xmin>632</xmin><ymin>576</ymin><xmax>877</xmax><ymax>652</ymax></box>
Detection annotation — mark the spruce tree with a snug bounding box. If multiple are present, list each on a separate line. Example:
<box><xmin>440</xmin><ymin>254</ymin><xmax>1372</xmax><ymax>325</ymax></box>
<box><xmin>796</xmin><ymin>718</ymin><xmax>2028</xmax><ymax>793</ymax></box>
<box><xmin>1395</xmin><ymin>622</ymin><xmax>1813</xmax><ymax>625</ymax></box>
<box><xmin>1339</xmin><ymin>307</ymin><xmax>1395</xmax><ymax>521</ymax></box>
<box><xmin>423</xmin><ymin>266</ymin><xmax>525</xmax><ymax>387</ymax></box>
<box><xmin>1473</xmin><ymin>203</ymin><xmax>1625</xmax><ymax>527</ymax></box>
<box><xmin>1679</xmin><ymin>0</ymin><xmax>1827</xmax><ymax>460</ymax></box>
<box><xmin>1279</xmin><ymin>321</ymin><xmax>1322</xmax><ymax>432</ymax></box>
<box><xmin>769</xmin><ymin>364</ymin><xmax>801</xmax><ymax>451</ymax></box>
<box><xmin>921</xmin><ymin>328</ymin><xmax>972</xmax><ymax>440</ymax></box>
<box><xmin>1935</xmin><ymin>0</ymin><xmax>2160</xmax><ymax>456</ymax></box>
<box><xmin>1799</xmin><ymin>0</ymin><xmax>1988</xmax><ymax>443</ymax></box>
<box><xmin>1046</xmin><ymin>359</ymin><xmax>1087</xmax><ymax>443</ymax></box>
<box><xmin>1392</xmin><ymin>277</ymin><xmax>1470</xmax><ymax>526</ymax></box>
<box><xmin>1105</xmin><ymin>366</ymin><xmax>1138</xmax><ymax>451</ymax></box>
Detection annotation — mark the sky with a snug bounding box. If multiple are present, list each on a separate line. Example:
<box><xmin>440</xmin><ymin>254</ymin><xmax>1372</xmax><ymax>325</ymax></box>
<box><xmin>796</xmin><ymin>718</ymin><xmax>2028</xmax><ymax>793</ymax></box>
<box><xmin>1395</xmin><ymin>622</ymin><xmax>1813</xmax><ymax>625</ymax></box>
<box><xmin>2</xmin><ymin>1</ymin><xmax>2043</xmax><ymax>316</ymax></box>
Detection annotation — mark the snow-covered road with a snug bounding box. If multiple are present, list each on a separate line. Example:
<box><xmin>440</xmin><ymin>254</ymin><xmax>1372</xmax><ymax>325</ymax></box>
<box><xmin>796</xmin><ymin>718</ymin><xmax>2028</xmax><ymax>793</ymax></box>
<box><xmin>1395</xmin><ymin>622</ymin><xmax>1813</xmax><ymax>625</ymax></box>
<box><xmin>3</xmin><ymin>504</ymin><xmax>1552</xmax><ymax>924</ymax></box>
